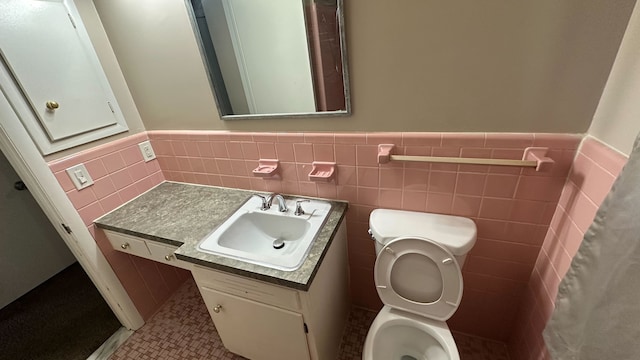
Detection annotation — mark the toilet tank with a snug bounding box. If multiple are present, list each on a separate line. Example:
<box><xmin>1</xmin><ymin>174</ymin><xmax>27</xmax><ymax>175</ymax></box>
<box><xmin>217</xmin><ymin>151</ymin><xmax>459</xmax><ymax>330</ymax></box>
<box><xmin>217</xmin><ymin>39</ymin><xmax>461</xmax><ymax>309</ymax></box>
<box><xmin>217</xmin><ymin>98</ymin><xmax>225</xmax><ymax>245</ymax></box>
<box><xmin>369</xmin><ymin>209</ymin><xmax>477</xmax><ymax>266</ymax></box>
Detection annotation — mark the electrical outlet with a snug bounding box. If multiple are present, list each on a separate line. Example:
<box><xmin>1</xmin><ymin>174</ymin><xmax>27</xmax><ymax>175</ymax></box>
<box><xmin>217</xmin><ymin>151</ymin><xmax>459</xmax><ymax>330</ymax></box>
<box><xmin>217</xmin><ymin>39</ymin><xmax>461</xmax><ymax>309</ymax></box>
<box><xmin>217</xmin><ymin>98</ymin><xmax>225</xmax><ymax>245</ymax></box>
<box><xmin>138</xmin><ymin>141</ymin><xmax>156</xmax><ymax>162</ymax></box>
<box><xmin>65</xmin><ymin>164</ymin><xmax>94</xmax><ymax>190</ymax></box>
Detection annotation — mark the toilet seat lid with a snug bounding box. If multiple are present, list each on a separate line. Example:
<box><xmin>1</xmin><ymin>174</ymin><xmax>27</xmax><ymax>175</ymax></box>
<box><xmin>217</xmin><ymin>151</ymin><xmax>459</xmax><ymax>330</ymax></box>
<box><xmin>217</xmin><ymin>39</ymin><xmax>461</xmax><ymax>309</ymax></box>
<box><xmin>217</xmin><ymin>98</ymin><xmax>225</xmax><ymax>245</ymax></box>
<box><xmin>374</xmin><ymin>237</ymin><xmax>463</xmax><ymax>321</ymax></box>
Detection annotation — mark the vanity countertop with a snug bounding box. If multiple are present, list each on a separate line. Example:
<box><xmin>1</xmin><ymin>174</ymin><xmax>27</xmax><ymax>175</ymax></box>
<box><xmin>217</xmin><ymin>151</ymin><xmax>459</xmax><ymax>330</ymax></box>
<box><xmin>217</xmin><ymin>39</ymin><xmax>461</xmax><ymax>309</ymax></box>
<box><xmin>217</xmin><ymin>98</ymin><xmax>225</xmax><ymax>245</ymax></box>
<box><xmin>94</xmin><ymin>181</ymin><xmax>348</xmax><ymax>291</ymax></box>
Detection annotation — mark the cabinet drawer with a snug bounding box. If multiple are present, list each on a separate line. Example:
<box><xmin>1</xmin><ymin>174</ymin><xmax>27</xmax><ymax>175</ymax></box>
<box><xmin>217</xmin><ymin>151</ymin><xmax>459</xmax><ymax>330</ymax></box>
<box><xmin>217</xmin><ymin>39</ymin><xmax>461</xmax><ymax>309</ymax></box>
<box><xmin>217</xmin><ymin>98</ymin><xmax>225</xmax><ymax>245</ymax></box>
<box><xmin>146</xmin><ymin>241</ymin><xmax>192</xmax><ymax>270</ymax></box>
<box><xmin>192</xmin><ymin>265</ymin><xmax>300</xmax><ymax>311</ymax></box>
<box><xmin>105</xmin><ymin>230</ymin><xmax>150</xmax><ymax>257</ymax></box>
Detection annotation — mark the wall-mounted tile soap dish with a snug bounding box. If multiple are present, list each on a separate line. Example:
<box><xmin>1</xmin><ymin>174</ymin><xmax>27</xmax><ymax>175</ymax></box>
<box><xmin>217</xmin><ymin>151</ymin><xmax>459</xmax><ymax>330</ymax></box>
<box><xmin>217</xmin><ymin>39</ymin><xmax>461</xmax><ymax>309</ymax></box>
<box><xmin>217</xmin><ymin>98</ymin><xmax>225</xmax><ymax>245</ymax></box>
<box><xmin>252</xmin><ymin>159</ymin><xmax>279</xmax><ymax>177</ymax></box>
<box><xmin>308</xmin><ymin>161</ymin><xmax>336</xmax><ymax>182</ymax></box>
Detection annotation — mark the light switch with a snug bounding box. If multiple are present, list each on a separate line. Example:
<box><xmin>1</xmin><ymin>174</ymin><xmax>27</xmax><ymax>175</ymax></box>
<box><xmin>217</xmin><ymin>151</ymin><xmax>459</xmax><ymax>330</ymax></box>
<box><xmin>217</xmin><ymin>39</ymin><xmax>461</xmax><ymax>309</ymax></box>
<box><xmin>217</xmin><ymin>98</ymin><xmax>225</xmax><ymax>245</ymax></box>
<box><xmin>138</xmin><ymin>141</ymin><xmax>156</xmax><ymax>162</ymax></box>
<box><xmin>66</xmin><ymin>163</ymin><xmax>94</xmax><ymax>190</ymax></box>
<box><xmin>74</xmin><ymin>169</ymin><xmax>88</xmax><ymax>184</ymax></box>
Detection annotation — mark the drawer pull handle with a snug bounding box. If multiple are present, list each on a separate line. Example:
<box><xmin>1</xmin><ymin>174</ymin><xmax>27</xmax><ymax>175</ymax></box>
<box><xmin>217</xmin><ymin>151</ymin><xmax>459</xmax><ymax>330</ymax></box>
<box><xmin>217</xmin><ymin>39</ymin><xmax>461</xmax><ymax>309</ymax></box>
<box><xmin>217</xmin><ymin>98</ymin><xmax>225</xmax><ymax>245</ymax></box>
<box><xmin>213</xmin><ymin>304</ymin><xmax>223</xmax><ymax>313</ymax></box>
<box><xmin>165</xmin><ymin>254</ymin><xmax>174</xmax><ymax>261</ymax></box>
<box><xmin>121</xmin><ymin>243</ymin><xmax>130</xmax><ymax>249</ymax></box>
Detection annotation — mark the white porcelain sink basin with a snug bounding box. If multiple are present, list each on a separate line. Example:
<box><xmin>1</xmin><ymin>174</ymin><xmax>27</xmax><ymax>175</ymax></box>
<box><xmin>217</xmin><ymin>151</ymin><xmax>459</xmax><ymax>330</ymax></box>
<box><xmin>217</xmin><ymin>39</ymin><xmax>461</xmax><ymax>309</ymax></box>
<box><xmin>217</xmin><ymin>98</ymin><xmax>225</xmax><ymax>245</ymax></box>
<box><xmin>197</xmin><ymin>195</ymin><xmax>332</xmax><ymax>271</ymax></box>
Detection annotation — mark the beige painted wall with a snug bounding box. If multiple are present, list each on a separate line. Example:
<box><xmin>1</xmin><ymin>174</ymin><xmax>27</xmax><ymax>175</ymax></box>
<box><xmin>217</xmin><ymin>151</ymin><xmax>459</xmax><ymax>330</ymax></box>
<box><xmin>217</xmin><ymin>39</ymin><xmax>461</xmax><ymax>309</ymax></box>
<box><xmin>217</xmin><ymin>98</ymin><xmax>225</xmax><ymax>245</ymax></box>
<box><xmin>92</xmin><ymin>0</ymin><xmax>635</xmax><ymax>133</ymax></box>
<box><xmin>44</xmin><ymin>0</ymin><xmax>146</xmax><ymax>160</ymax></box>
<box><xmin>589</xmin><ymin>2</ymin><xmax>640</xmax><ymax>156</ymax></box>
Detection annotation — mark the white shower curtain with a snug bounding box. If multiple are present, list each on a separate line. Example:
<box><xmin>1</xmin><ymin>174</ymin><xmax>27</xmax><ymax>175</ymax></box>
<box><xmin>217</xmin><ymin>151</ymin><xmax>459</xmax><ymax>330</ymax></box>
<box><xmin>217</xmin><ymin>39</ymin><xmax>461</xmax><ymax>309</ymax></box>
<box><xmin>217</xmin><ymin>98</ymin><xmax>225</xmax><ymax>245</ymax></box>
<box><xmin>543</xmin><ymin>137</ymin><xmax>640</xmax><ymax>359</ymax></box>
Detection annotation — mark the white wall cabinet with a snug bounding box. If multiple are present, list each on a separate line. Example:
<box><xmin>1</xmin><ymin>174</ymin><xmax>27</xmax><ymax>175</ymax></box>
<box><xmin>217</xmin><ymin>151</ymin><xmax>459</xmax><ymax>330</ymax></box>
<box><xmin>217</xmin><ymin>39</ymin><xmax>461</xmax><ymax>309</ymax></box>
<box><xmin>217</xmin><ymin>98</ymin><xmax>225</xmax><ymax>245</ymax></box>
<box><xmin>0</xmin><ymin>0</ymin><xmax>128</xmax><ymax>155</ymax></box>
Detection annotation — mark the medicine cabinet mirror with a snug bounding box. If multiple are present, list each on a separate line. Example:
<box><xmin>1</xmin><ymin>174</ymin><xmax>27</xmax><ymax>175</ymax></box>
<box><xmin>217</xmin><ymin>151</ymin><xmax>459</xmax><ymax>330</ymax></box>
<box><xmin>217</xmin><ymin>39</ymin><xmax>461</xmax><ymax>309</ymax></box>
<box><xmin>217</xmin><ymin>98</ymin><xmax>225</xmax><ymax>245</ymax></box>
<box><xmin>186</xmin><ymin>0</ymin><xmax>350</xmax><ymax>119</ymax></box>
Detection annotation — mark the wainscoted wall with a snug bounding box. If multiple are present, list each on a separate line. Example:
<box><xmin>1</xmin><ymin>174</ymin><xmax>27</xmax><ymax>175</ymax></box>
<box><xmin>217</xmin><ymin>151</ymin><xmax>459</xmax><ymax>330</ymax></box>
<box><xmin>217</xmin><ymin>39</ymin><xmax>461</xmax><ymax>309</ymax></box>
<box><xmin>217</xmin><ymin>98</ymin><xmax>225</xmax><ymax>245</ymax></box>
<box><xmin>148</xmin><ymin>130</ymin><xmax>580</xmax><ymax>340</ymax></box>
<box><xmin>47</xmin><ymin>130</ymin><xmax>582</xmax><ymax>339</ymax></box>
<box><xmin>47</xmin><ymin>132</ymin><xmax>190</xmax><ymax>320</ymax></box>
<box><xmin>508</xmin><ymin>137</ymin><xmax>628</xmax><ymax>359</ymax></box>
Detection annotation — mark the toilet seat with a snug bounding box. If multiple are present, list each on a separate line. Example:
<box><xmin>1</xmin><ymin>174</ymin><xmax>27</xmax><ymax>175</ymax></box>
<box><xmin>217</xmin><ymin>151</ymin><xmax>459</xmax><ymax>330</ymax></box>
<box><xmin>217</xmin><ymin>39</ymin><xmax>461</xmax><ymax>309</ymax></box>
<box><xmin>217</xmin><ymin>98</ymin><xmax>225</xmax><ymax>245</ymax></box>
<box><xmin>374</xmin><ymin>237</ymin><xmax>463</xmax><ymax>321</ymax></box>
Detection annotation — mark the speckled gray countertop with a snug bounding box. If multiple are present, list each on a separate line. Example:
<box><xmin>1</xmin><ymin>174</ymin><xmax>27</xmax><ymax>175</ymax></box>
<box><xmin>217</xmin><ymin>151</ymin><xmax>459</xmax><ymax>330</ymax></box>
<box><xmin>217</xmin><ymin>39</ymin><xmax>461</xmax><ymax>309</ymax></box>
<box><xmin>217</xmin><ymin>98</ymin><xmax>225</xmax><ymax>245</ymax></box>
<box><xmin>94</xmin><ymin>181</ymin><xmax>347</xmax><ymax>291</ymax></box>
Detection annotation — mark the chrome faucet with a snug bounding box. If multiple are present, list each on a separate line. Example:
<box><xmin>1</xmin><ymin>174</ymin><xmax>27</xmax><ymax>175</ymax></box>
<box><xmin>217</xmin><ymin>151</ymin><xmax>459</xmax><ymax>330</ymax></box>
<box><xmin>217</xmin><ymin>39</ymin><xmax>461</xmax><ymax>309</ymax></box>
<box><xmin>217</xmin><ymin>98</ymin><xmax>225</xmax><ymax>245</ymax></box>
<box><xmin>294</xmin><ymin>199</ymin><xmax>310</xmax><ymax>216</ymax></box>
<box><xmin>254</xmin><ymin>194</ymin><xmax>270</xmax><ymax>211</ymax></box>
<box><xmin>254</xmin><ymin>193</ymin><xmax>288</xmax><ymax>212</ymax></box>
<box><xmin>267</xmin><ymin>193</ymin><xmax>288</xmax><ymax>212</ymax></box>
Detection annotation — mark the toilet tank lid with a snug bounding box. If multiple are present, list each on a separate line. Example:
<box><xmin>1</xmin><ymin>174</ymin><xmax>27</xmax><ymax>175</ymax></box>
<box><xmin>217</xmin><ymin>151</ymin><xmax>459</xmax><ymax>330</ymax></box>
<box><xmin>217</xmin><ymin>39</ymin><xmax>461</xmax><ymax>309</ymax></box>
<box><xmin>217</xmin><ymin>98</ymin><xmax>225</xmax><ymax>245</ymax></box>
<box><xmin>369</xmin><ymin>209</ymin><xmax>477</xmax><ymax>256</ymax></box>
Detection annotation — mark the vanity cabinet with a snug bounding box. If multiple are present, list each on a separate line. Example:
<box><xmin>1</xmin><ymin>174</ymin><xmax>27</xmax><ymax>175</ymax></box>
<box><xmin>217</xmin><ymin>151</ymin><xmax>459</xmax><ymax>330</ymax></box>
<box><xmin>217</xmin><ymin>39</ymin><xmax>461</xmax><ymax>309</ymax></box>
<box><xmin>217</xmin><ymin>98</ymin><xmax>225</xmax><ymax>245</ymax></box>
<box><xmin>192</xmin><ymin>221</ymin><xmax>349</xmax><ymax>360</ymax></box>
<box><xmin>104</xmin><ymin>230</ymin><xmax>192</xmax><ymax>270</ymax></box>
<box><xmin>199</xmin><ymin>287</ymin><xmax>310</xmax><ymax>360</ymax></box>
<box><xmin>96</xmin><ymin>185</ymin><xmax>349</xmax><ymax>360</ymax></box>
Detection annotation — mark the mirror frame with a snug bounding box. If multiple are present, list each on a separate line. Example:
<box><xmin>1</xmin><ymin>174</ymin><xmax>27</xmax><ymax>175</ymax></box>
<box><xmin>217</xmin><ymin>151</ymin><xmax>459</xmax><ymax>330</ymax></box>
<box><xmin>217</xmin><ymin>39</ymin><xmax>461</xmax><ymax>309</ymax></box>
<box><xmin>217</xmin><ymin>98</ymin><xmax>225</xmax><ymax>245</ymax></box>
<box><xmin>184</xmin><ymin>0</ymin><xmax>351</xmax><ymax>120</ymax></box>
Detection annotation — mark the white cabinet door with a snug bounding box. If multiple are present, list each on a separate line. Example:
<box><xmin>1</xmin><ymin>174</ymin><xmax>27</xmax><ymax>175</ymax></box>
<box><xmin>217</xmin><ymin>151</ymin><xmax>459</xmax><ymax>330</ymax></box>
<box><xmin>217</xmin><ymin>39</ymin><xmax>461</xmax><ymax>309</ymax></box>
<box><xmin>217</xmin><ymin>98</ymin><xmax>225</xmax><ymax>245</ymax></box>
<box><xmin>0</xmin><ymin>0</ymin><xmax>128</xmax><ymax>154</ymax></box>
<box><xmin>200</xmin><ymin>286</ymin><xmax>311</xmax><ymax>360</ymax></box>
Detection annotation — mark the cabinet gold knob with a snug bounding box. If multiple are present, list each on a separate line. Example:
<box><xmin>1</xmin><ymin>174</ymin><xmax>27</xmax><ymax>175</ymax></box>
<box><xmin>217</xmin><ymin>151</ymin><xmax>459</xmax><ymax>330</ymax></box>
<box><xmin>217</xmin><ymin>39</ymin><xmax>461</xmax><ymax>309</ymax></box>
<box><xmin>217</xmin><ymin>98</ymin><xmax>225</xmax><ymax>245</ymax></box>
<box><xmin>213</xmin><ymin>304</ymin><xmax>222</xmax><ymax>313</ymax></box>
<box><xmin>120</xmin><ymin>243</ymin><xmax>130</xmax><ymax>249</ymax></box>
<box><xmin>46</xmin><ymin>101</ymin><xmax>59</xmax><ymax>110</ymax></box>
<box><xmin>164</xmin><ymin>254</ymin><xmax>173</xmax><ymax>261</ymax></box>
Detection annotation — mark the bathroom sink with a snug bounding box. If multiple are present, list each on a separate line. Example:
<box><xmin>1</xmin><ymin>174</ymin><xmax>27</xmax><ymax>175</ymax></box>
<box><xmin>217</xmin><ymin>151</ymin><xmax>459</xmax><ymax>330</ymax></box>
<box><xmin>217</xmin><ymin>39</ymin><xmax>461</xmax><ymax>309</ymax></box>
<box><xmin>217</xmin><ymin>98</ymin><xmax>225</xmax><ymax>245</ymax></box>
<box><xmin>197</xmin><ymin>195</ymin><xmax>332</xmax><ymax>271</ymax></box>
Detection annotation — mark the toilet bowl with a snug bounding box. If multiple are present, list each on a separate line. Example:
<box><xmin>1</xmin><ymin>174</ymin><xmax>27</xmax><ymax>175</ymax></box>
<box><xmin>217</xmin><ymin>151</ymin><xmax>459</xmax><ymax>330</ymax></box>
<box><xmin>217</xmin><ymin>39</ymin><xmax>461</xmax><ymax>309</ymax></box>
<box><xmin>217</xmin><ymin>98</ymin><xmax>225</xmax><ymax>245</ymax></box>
<box><xmin>363</xmin><ymin>306</ymin><xmax>459</xmax><ymax>360</ymax></box>
<box><xmin>362</xmin><ymin>209</ymin><xmax>477</xmax><ymax>360</ymax></box>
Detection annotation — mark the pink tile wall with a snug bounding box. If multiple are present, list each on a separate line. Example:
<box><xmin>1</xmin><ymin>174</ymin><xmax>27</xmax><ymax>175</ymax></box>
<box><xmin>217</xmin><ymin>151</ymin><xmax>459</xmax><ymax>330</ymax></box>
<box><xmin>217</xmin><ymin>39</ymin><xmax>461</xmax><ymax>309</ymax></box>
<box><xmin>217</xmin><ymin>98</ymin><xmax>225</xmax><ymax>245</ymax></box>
<box><xmin>48</xmin><ymin>132</ymin><xmax>190</xmax><ymax>320</ymax></box>
<box><xmin>148</xmin><ymin>130</ymin><xmax>580</xmax><ymax>341</ymax></box>
<box><xmin>508</xmin><ymin>137</ymin><xmax>627</xmax><ymax>359</ymax></box>
<box><xmin>47</xmin><ymin>130</ymin><xmax>586</xmax><ymax>339</ymax></box>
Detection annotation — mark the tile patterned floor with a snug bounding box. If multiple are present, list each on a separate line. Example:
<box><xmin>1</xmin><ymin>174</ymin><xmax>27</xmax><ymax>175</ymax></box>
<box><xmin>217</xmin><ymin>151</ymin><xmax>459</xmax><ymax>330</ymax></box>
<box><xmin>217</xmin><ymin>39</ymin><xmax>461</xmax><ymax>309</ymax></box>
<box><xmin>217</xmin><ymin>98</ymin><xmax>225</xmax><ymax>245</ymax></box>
<box><xmin>110</xmin><ymin>278</ymin><xmax>509</xmax><ymax>360</ymax></box>
<box><xmin>452</xmin><ymin>333</ymin><xmax>510</xmax><ymax>360</ymax></box>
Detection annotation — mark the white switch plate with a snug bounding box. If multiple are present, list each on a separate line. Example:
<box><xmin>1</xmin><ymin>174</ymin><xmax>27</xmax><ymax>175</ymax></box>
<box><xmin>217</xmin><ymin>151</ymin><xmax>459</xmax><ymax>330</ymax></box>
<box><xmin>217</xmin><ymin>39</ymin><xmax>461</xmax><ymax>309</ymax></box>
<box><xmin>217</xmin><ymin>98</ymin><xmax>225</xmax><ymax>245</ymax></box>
<box><xmin>138</xmin><ymin>141</ymin><xmax>156</xmax><ymax>162</ymax></box>
<box><xmin>65</xmin><ymin>163</ymin><xmax>94</xmax><ymax>190</ymax></box>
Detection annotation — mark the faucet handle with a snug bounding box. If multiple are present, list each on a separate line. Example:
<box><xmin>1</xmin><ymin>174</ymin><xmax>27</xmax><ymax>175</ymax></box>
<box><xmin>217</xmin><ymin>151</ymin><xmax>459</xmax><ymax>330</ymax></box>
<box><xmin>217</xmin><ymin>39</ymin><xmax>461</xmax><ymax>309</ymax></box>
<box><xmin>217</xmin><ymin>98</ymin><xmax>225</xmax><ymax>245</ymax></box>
<box><xmin>254</xmin><ymin>194</ymin><xmax>269</xmax><ymax>211</ymax></box>
<box><xmin>294</xmin><ymin>199</ymin><xmax>310</xmax><ymax>216</ymax></box>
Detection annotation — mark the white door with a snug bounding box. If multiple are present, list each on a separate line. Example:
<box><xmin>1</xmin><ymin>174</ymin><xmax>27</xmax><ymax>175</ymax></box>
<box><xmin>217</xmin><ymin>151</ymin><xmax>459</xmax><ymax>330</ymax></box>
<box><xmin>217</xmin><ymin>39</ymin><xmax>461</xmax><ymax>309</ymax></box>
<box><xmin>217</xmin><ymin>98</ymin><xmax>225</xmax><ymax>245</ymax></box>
<box><xmin>200</xmin><ymin>286</ymin><xmax>311</xmax><ymax>360</ymax></box>
<box><xmin>219</xmin><ymin>0</ymin><xmax>317</xmax><ymax>114</ymax></box>
<box><xmin>0</xmin><ymin>77</ymin><xmax>144</xmax><ymax>329</ymax></box>
<box><xmin>0</xmin><ymin>0</ymin><xmax>128</xmax><ymax>154</ymax></box>
<box><xmin>0</xmin><ymin>151</ymin><xmax>75</xmax><ymax>309</ymax></box>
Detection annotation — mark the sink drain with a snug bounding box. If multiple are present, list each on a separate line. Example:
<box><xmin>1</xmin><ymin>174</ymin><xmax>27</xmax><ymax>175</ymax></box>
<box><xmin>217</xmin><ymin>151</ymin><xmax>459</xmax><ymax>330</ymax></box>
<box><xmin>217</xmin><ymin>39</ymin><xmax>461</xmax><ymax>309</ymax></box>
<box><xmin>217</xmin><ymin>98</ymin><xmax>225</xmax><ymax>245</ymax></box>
<box><xmin>273</xmin><ymin>239</ymin><xmax>285</xmax><ymax>249</ymax></box>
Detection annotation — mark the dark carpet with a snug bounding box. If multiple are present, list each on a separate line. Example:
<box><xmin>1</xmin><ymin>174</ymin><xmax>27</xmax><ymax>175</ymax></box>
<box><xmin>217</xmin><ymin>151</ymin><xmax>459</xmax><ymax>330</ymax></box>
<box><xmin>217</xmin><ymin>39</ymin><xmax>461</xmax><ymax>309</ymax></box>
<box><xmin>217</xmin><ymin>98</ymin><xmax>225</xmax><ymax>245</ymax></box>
<box><xmin>0</xmin><ymin>262</ymin><xmax>121</xmax><ymax>360</ymax></box>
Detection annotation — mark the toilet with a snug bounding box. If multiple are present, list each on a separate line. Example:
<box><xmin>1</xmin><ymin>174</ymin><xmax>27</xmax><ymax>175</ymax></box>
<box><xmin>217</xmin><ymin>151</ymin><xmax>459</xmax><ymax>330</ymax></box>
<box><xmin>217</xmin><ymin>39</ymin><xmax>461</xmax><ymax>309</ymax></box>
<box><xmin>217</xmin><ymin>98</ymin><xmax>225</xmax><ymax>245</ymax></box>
<box><xmin>362</xmin><ymin>209</ymin><xmax>477</xmax><ymax>360</ymax></box>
